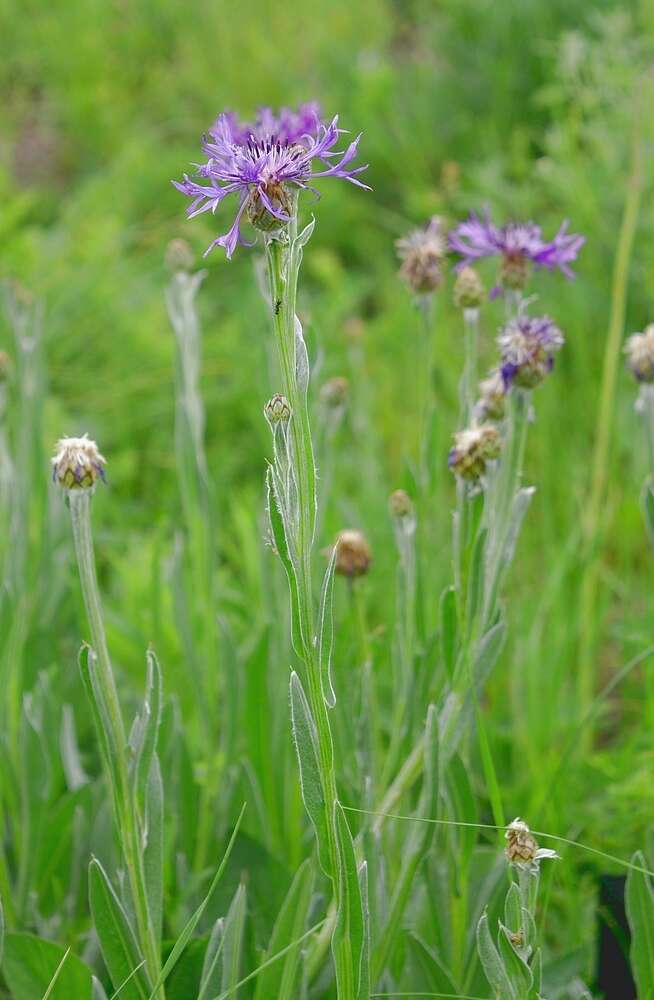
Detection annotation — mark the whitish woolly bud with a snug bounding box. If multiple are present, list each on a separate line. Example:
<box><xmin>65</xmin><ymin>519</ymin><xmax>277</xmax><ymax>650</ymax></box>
<box><xmin>477</xmin><ymin>369</ymin><xmax>506</xmax><ymax>420</ymax></box>
<box><xmin>334</xmin><ymin>529</ymin><xmax>372</xmax><ymax>578</ymax></box>
<box><xmin>165</xmin><ymin>238</ymin><xmax>195</xmax><ymax>273</ymax></box>
<box><xmin>505</xmin><ymin>817</ymin><xmax>559</xmax><ymax>871</ymax></box>
<box><xmin>625</xmin><ymin>325</ymin><xmax>654</xmax><ymax>383</ymax></box>
<box><xmin>453</xmin><ymin>266</ymin><xmax>484</xmax><ymax>310</ymax></box>
<box><xmin>0</xmin><ymin>350</ymin><xmax>11</xmax><ymax>383</ymax></box>
<box><xmin>264</xmin><ymin>393</ymin><xmax>292</xmax><ymax>425</ymax></box>
<box><xmin>388</xmin><ymin>489</ymin><xmax>413</xmax><ymax>518</ymax></box>
<box><xmin>51</xmin><ymin>435</ymin><xmax>106</xmax><ymax>490</ymax></box>
<box><xmin>396</xmin><ymin>217</ymin><xmax>446</xmax><ymax>294</ymax></box>
<box><xmin>320</xmin><ymin>376</ymin><xmax>349</xmax><ymax>409</ymax></box>
<box><xmin>448</xmin><ymin>424</ymin><xmax>500</xmax><ymax>480</ymax></box>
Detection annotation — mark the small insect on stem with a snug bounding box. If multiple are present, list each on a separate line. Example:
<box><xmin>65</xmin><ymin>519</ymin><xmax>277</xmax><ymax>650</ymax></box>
<box><xmin>275</xmin><ymin>297</ymin><xmax>282</xmax><ymax>315</ymax></box>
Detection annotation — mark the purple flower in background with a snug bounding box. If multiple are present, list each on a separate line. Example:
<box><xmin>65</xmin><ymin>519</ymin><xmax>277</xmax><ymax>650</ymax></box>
<box><xmin>449</xmin><ymin>210</ymin><xmax>584</xmax><ymax>294</ymax></box>
<box><xmin>174</xmin><ymin>104</ymin><xmax>369</xmax><ymax>258</ymax></box>
<box><xmin>498</xmin><ymin>313</ymin><xmax>564</xmax><ymax>390</ymax></box>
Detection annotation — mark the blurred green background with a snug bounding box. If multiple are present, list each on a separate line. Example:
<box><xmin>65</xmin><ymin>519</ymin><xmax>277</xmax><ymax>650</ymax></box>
<box><xmin>2</xmin><ymin>0</ymin><xmax>654</xmax><ymax>985</ymax></box>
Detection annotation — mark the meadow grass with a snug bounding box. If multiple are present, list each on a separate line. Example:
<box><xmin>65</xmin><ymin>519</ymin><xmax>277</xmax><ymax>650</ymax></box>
<box><xmin>1</xmin><ymin>2</ymin><xmax>654</xmax><ymax>998</ymax></box>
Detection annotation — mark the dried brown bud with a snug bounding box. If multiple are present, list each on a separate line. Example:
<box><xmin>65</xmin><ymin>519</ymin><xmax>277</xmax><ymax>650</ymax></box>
<box><xmin>334</xmin><ymin>529</ymin><xmax>372</xmax><ymax>578</ymax></box>
<box><xmin>453</xmin><ymin>266</ymin><xmax>485</xmax><ymax>310</ymax></box>
<box><xmin>388</xmin><ymin>489</ymin><xmax>413</xmax><ymax>518</ymax></box>
<box><xmin>504</xmin><ymin>817</ymin><xmax>559</xmax><ymax>870</ymax></box>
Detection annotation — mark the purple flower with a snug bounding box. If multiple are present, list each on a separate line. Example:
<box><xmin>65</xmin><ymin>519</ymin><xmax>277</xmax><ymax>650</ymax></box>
<box><xmin>497</xmin><ymin>313</ymin><xmax>564</xmax><ymax>390</ymax></box>
<box><xmin>174</xmin><ymin>104</ymin><xmax>369</xmax><ymax>258</ymax></box>
<box><xmin>449</xmin><ymin>210</ymin><xmax>584</xmax><ymax>293</ymax></box>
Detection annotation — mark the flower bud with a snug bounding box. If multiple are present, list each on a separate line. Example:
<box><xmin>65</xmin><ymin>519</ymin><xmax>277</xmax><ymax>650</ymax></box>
<box><xmin>476</xmin><ymin>369</ymin><xmax>506</xmax><ymax>421</ymax></box>
<box><xmin>505</xmin><ymin>817</ymin><xmax>559</xmax><ymax>871</ymax></box>
<box><xmin>334</xmin><ymin>529</ymin><xmax>371</xmax><ymax>578</ymax></box>
<box><xmin>453</xmin><ymin>266</ymin><xmax>484</xmax><ymax>310</ymax></box>
<box><xmin>165</xmin><ymin>238</ymin><xmax>195</xmax><ymax>274</ymax></box>
<box><xmin>396</xmin><ymin>217</ymin><xmax>446</xmax><ymax>294</ymax></box>
<box><xmin>51</xmin><ymin>435</ymin><xmax>106</xmax><ymax>491</ymax></box>
<box><xmin>388</xmin><ymin>489</ymin><xmax>413</xmax><ymax>518</ymax></box>
<box><xmin>247</xmin><ymin>182</ymin><xmax>294</xmax><ymax>233</ymax></box>
<box><xmin>320</xmin><ymin>376</ymin><xmax>349</xmax><ymax>409</ymax></box>
<box><xmin>625</xmin><ymin>325</ymin><xmax>654</xmax><ymax>383</ymax></box>
<box><xmin>448</xmin><ymin>424</ymin><xmax>500</xmax><ymax>481</ymax></box>
<box><xmin>264</xmin><ymin>393</ymin><xmax>292</xmax><ymax>425</ymax></box>
<box><xmin>499</xmin><ymin>253</ymin><xmax>529</xmax><ymax>292</ymax></box>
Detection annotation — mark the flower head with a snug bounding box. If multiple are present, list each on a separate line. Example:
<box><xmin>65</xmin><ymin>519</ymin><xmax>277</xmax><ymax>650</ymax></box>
<box><xmin>505</xmin><ymin>818</ymin><xmax>559</xmax><ymax>873</ymax></box>
<box><xmin>264</xmin><ymin>393</ymin><xmax>292</xmax><ymax>425</ymax></box>
<box><xmin>498</xmin><ymin>313</ymin><xmax>564</xmax><ymax>390</ymax></box>
<box><xmin>396</xmin><ymin>217</ymin><xmax>446</xmax><ymax>294</ymax></box>
<box><xmin>334</xmin><ymin>529</ymin><xmax>371</xmax><ymax>578</ymax></box>
<box><xmin>52</xmin><ymin>435</ymin><xmax>106</xmax><ymax>491</ymax></box>
<box><xmin>476</xmin><ymin>369</ymin><xmax>507</xmax><ymax>421</ymax></box>
<box><xmin>449</xmin><ymin>210</ymin><xmax>584</xmax><ymax>294</ymax></box>
<box><xmin>448</xmin><ymin>424</ymin><xmax>501</xmax><ymax>480</ymax></box>
<box><xmin>453</xmin><ymin>265</ymin><xmax>484</xmax><ymax>310</ymax></box>
<box><xmin>174</xmin><ymin>104</ymin><xmax>369</xmax><ymax>258</ymax></box>
<box><xmin>625</xmin><ymin>325</ymin><xmax>654</xmax><ymax>383</ymax></box>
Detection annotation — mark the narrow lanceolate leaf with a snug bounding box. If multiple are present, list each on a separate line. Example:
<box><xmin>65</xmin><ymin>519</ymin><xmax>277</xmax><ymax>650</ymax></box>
<box><xmin>439</xmin><ymin>585</ymin><xmax>458</xmax><ymax>679</ymax></box>
<box><xmin>254</xmin><ymin>859</ymin><xmax>314</xmax><ymax>1000</ymax></box>
<box><xmin>476</xmin><ymin>911</ymin><xmax>515</xmax><ymax>1000</ymax></box>
<box><xmin>497</xmin><ymin>923</ymin><xmax>532</xmax><ymax>995</ymax></box>
<box><xmin>130</xmin><ymin>649</ymin><xmax>163</xmax><ymax>810</ymax></box>
<box><xmin>466</xmin><ymin>525</ymin><xmax>487</xmax><ymax>630</ymax></box>
<box><xmin>42</xmin><ymin>947</ymin><xmax>71</xmax><ymax>999</ymax></box>
<box><xmin>333</xmin><ymin>802</ymin><xmax>365</xmax><ymax>1000</ymax></box>
<box><xmin>88</xmin><ymin>859</ymin><xmax>150</xmax><ymax>1000</ymax></box>
<box><xmin>357</xmin><ymin>862</ymin><xmax>371</xmax><ymax>1000</ymax></box>
<box><xmin>78</xmin><ymin>647</ymin><xmax>121</xmax><ymax>804</ymax></box>
<box><xmin>144</xmin><ymin>803</ymin><xmax>246</xmax><ymax>1000</ymax></box>
<box><xmin>406</xmin><ymin>933</ymin><xmax>458</xmax><ymax>995</ymax></box>
<box><xmin>317</xmin><ymin>547</ymin><xmax>337</xmax><ymax>708</ymax></box>
<box><xmin>626</xmin><ymin>852</ymin><xmax>654</xmax><ymax>1000</ymax></box>
<box><xmin>289</xmin><ymin>672</ymin><xmax>332</xmax><ymax>877</ymax></box>
<box><xmin>220</xmin><ymin>885</ymin><xmax>247</xmax><ymax>996</ymax></box>
<box><xmin>143</xmin><ymin>755</ymin><xmax>164</xmax><ymax>950</ymax></box>
<box><xmin>266</xmin><ymin>466</ymin><xmax>304</xmax><ymax>655</ymax></box>
<box><xmin>503</xmin><ymin>486</ymin><xmax>536</xmax><ymax>566</ymax></box>
<box><xmin>92</xmin><ymin>977</ymin><xmax>109</xmax><ymax>1000</ymax></box>
<box><xmin>198</xmin><ymin>919</ymin><xmax>225</xmax><ymax>1000</ymax></box>
<box><xmin>641</xmin><ymin>478</ymin><xmax>654</xmax><ymax>551</ymax></box>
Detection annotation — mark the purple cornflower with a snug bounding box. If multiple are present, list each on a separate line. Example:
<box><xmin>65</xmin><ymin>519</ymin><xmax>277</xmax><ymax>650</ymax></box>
<box><xmin>498</xmin><ymin>313</ymin><xmax>564</xmax><ymax>390</ymax></box>
<box><xmin>174</xmin><ymin>104</ymin><xmax>369</xmax><ymax>258</ymax></box>
<box><xmin>449</xmin><ymin>210</ymin><xmax>584</xmax><ymax>294</ymax></box>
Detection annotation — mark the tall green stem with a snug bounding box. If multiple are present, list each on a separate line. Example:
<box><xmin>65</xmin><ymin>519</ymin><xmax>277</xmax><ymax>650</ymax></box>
<box><xmin>68</xmin><ymin>490</ymin><xmax>163</xmax><ymax>994</ymax></box>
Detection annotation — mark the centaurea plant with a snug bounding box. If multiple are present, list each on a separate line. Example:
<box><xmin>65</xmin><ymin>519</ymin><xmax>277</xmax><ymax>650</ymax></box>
<box><xmin>176</xmin><ymin>103</ymin><xmax>371</xmax><ymax>999</ymax></box>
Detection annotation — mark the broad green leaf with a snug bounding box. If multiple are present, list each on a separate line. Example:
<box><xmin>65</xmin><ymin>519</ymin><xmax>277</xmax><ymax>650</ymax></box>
<box><xmin>254</xmin><ymin>859</ymin><xmax>313</xmax><ymax>1000</ymax></box>
<box><xmin>145</xmin><ymin>803</ymin><xmax>245</xmax><ymax>999</ymax></box>
<box><xmin>626</xmin><ymin>852</ymin><xmax>654</xmax><ymax>1000</ymax></box>
<box><xmin>333</xmin><ymin>802</ymin><xmax>365</xmax><ymax>999</ymax></box>
<box><xmin>2</xmin><ymin>933</ymin><xmax>92</xmax><ymax>1000</ymax></box>
<box><xmin>317</xmin><ymin>547</ymin><xmax>337</xmax><ymax>708</ymax></box>
<box><xmin>220</xmin><ymin>885</ymin><xmax>247</xmax><ymax>995</ymax></box>
<box><xmin>476</xmin><ymin>911</ymin><xmax>515</xmax><ymax>1000</ymax></box>
<box><xmin>439</xmin><ymin>585</ymin><xmax>458</xmax><ymax>679</ymax></box>
<box><xmin>289</xmin><ymin>671</ymin><xmax>331</xmax><ymax>876</ymax></box>
<box><xmin>88</xmin><ymin>859</ymin><xmax>150</xmax><ymax>1000</ymax></box>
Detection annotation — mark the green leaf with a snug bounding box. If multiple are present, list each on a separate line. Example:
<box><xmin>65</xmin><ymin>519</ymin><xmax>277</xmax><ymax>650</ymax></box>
<box><xmin>88</xmin><ymin>859</ymin><xmax>150</xmax><ymax>1000</ymax></box>
<box><xmin>641</xmin><ymin>478</ymin><xmax>654</xmax><ymax>551</ymax></box>
<box><xmin>333</xmin><ymin>802</ymin><xmax>365</xmax><ymax>999</ymax></box>
<box><xmin>497</xmin><ymin>923</ymin><xmax>532</xmax><ymax>995</ymax></box>
<box><xmin>626</xmin><ymin>851</ymin><xmax>654</xmax><ymax>1000</ymax></box>
<box><xmin>254</xmin><ymin>859</ymin><xmax>313</xmax><ymax>1000</ymax></box>
<box><xmin>466</xmin><ymin>526</ymin><xmax>487</xmax><ymax>628</ymax></box>
<box><xmin>2</xmin><ymin>933</ymin><xmax>92</xmax><ymax>1000</ymax></box>
<box><xmin>220</xmin><ymin>885</ymin><xmax>247</xmax><ymax>995</ymax></box>
<box><xmin>0</xmin><ymin>895</ymin><xmax>4</xmax><ymax>966</ymax></box>
<box><xmin>198</xmin><ymin>921</ymin><xmax>225</xmax><ymax>1000</ymax></box>
<box><xmin>357</xmin><ymin>862</ymin><xmax>371</xmax><ymax>1000</ymax></box>
<box><xmin>266</xmin><ymin>467</ymin><xmax>303</xmax><ymax>655</ymax></box>
<box><xmin>503</xmin><ymin>882</ymin><xmax>521</xmax><ymax>935</ymax></box>
<box><xmin>42</xmin><ymin>948</ymin><xmax>71</xmax><ymax>1000</ymax></box>
<box><xmin>289</xmin><ymin>671</ymin><xmax>331</xmax><ymax>877</ymax></box>
<box><xmin>145</xmin><ymin>803</ymin><xmax>245</xmax><ymax>999</ymax></box>
<box><xmin>476</xmin><ymin>911</ymin><xmax>515</xmax><ymax>1000</ymax></box>
<box><xmin>317</xmin><ymin>547</ymin><xmax>337</xmax><ymax>708</ymax></box>
<box><xmin>130</xmin><ymin>649</ymin><xmax>162</xmax><ymax>813</ymax></box>
<box><xmin>143</xmin><ymin>755</ymin><xmax>164</xmax><ymax>950</ymax></box>
<box><xmin>406</xmin><ymin>932</ymin><xmax>458</xmax><ymax>994</ymax></box>
<box><xmin>439</xmin><ymin>586</ymin><xmax>458</xmax><ymax>680</ymax></box>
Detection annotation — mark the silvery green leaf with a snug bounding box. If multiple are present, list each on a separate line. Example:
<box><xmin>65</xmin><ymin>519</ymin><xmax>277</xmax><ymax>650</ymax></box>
<box><xmin>143</xmin><ymin>755</ymin><xmax>163</xmax><ymax>950</ymax></box>
<box><xmin>466</xmin><ymin>526</ymin><xmax>487</xmax><ymax>629</ymax></box>
<box><xmin>439</xmin><ymin>585</ymin><xmax>458</xmax><ymax>679</ymax></box>
<box><xmin>333</xmin><ymin>802</ymin><xmax>365</xmax><ymax>998</ymax></box>
<box><xmin>504</xmin><ymin>883</ymin><xmax>521</xmax><ymax>936</ymax></box>
<box><xmin>295</xmin><ymin>217</ymin><xmax>316</xmax><ymax>249</ymax></box>
<box><xmin>317</xmin><ymin>547</ymin><xmax>337</xmax><ymax>708</ymax></box>
<box><xmin>294</xmin><ymin>316</ymin><xmax>310</xmax><ymax>395</ymax></box>
<box><xmin>92</xmin><ymin>977</ymin><xmax>109</xmax><ymax>1000</ymax></box>
<box><xmin>266</xmin><ymin>467</ymin><xmax>304</xmax><ymax>655</ymax></box>
<box><xmin>502</xmin><ymin>486</ymin><xmax>536</xmax><ymax>566</ymax></box>
<box><xmin>220</xmin><ymin>885</ymin><xmax>247</xmax><ymax>994</ymax></box>
<box><xmin>357</xmin><ymin>861</ymin><xmax>371</xmax><ymax>1000</ymax></box>
<box><xmin>289</xmin><ymin>672</ymin><xmax>332</xmax><ymax>876</ymax></box>
<box><xmin>60</xmin><ymin>704</ymin><xmax>89</xmax><ymax>790</ymax></box>
<box><xmin>131</xmin><ymin>649</ymin><xmax>162</xmax><ymax>812</ymax></box>
<box><xmin>498</xmin><ymin>922</ymin><xmax>533</xmax><ymax>995</ymax></box>
<box><xmin>88</xmin><ymin>859</ymin><xmax>150</xmax><ymax>1000</ymax></box>
<box><xmin>477</xmin><ymin>911</ymin><xmax>515</xmax><ymax>1000</ymax></box>
<box><xmin>528</xmin><ymin>947</ymin><xmax>542</xmax><ymax>998</ymax></box>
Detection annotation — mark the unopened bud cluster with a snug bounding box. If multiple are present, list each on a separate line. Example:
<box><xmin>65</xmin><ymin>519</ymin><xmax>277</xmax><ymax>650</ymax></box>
<box><xmin>334</xmin><ymin>529</ymin><xmax>371</xmax><ymax>578</ymax></box>
<box><xmin>448</xmin><ymin>424</ymin><xmax>500</xmax><ymax>481</ymax></box>
<box><xmin>453</xmin><ymin>266</ymin><xmax>484</xmax><ymax>310</ymax></box>
<box><xmin>388</xmin><ymin>489</ymin><xmax>413</xmax><ymax>518</ymax></box>
<box><xmin>264</xmin><ymin>393</ymin><xmax>292</xmax><ymax>425</ymax></box>
<box><xmin>51</xmin><ymin>435</ymin><xmax>106</xmax><ymax>491</ymax></box>
<box><xmin>396</xmin><ymin>217</ymin><xmax>446</xmax><ymax>294</ymax></box>
<box><xmin>625</xmin><ymin>325</ymin><xmax>654</xmax><ymax>383</ymax></box>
